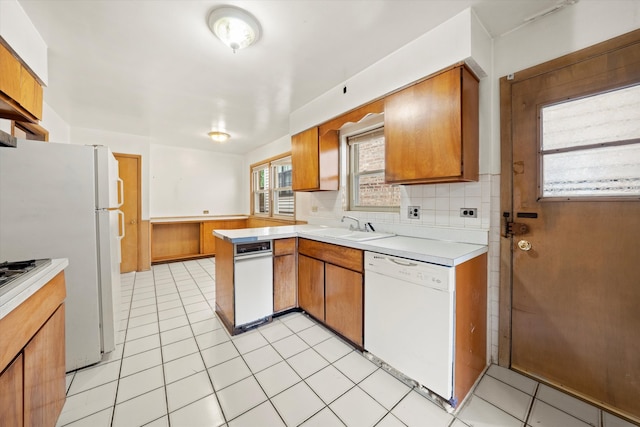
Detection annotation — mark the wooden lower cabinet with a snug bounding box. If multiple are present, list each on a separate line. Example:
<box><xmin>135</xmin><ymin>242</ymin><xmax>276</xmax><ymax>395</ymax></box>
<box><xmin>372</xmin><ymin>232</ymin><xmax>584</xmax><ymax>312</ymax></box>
<box><xmin>214</xmin><ymin>237</ymin><xmax>235</xmax><ymax>331</ymax></box>
<box><xmin>297</xmin><ymin>239</ymin><xmax>364</xmax><ymax>347</ymax></box>
<box><xmin>0</xmin><ymin>354</ymin><xmax>23</xmax><ymax>427</ymax></box>
<box><xmin>24</xmin><ymin>305</ymin><xmax>66</xmax><ymax>427</ymax></box>
<box><xmin>0</xmin><ymin>271</ymin><xmax>66</xmax><ymax>427</ymax></box>
<box><xmin>297</xmin><ymin>254</ymin><xmax>325</xmax><ymax>321</ymax></box>
<box><xmin>325</xmin><ymin>264</ymin><xmax>363</xmax><ymax>346</ymax></box>
<box><xmin>201</xmin><ymin>220</ymin><xmax>247</xmax><ymax>255</ymax></box>
<box><xmin>273</xmin><ymin>238</ymin><xmax>297</xmax><ymax>313</ymax></box>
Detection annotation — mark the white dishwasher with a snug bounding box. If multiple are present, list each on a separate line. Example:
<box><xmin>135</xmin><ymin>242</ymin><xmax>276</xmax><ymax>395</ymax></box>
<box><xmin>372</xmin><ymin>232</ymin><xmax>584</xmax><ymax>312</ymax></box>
<box><xmin>364</xmin><ymin>251</ymin><xmax>455</xmax><ymax>402</ymax></box>
<box><xmin>234</xmin><ymin>240</ymin><xmax>273</xmax><ymax>327</ymax></box>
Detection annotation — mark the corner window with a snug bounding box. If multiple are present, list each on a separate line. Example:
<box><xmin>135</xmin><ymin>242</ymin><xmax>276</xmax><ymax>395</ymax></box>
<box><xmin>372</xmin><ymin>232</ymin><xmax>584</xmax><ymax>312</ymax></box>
<box><xmin>541</xmin><ymin>84</ymin><xmax>640</xmax><ymax>199</ymax></box>
<box><xmin>251</xmin><ymin>154</ymin><xmax>294</xmax><ymax>217</ymax></box>
<box><xmin>347</xmin><ymin>126</ymin><xmax>400</xmax><ymax>211</ymax></box>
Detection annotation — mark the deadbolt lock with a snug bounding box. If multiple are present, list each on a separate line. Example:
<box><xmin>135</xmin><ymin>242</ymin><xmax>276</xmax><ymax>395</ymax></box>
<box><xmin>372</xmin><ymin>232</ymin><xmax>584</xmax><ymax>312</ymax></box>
<box><xmin>507</xmin><ymin>222</ymin><xmax>529</xmax><ymax>236</ymax></box>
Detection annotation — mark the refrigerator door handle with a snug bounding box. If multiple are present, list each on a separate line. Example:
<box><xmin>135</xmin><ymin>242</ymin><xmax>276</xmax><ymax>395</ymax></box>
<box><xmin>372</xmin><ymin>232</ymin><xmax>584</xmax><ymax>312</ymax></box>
<box><xmin>117</xmin><ymin>209</ymin><xmax>125</xmax><ymax>240</ymax></box>
<box><xmin>117</xmin><ymin>177</ymin><xmax>124</xmax><ymax>208</ymax></box>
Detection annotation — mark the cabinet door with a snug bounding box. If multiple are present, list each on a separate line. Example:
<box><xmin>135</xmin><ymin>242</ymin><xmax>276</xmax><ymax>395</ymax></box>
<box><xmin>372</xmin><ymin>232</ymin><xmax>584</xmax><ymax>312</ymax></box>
<box><xmin>0</xmin><ymin>44</ymin><xmax>21</xmax><ymax>102</ymax></box>
<box><xmin>274</xmin><ymin>253</ymin><xmax>296</xmax><ymax>312</ymax></box>
<box><xmin>292</xmin><ymin>127</ymin><xmax>320</xmax><ymax>191</ymax></box>
<box><xmin>0</xmin><ymin>354</ymin><xmax>23</xmax><ymax>427</ymax></box>
<box><xmin>24</xmin><ymin>304</ymin><xmax>66</xmax><ymax>427</ymax></box>
<box><xmin>385</xmin><ymin>66</ymin><xmax>478</xmax><ymax>184</ymax></box>
<box><xmin>297</xmin><ymin>254</ymin><xmax>325</xmax><ymax>321</ymax></box>
<box><xmin>325</xmin><ymin>264</ymin><xmax>363</xmax><ymax>346</ymax></box>
<box><xmin>19</xmin><ymin>68</ymin><xmax>43</xmax><ymax>120</ymax></box>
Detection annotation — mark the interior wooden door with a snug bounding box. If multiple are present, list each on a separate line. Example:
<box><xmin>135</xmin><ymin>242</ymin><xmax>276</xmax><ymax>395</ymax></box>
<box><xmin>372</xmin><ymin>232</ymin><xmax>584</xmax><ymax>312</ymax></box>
<box><xmin>504</xmin><ymin>32</ymin><xmax>640</xmax><ymax>421</ymax></box>
<box><xmin>114</xmin><ymin>154</ymin><xmax>141</xmax><ymax>273</ymax></box>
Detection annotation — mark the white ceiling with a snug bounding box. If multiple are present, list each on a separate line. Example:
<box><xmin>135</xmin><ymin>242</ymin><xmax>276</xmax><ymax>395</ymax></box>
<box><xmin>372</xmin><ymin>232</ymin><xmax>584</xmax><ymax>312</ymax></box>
<box><xmin>18</xmin><ymin>0</ymin><xmax>561</xmax><ymax>154</ymax></box>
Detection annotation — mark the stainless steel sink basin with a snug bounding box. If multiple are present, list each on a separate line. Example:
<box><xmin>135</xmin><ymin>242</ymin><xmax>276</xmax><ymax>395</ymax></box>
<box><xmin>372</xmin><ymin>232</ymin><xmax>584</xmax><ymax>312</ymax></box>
<box><xmin>303</xmin><ymin>227</ymin><xmax>394</xmax><ymax>242</ymax></box>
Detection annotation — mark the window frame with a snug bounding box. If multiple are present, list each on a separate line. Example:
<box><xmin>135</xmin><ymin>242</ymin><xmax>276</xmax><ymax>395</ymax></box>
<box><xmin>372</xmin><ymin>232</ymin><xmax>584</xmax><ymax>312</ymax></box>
<box><xmin>340</xmin><ymin>114</ymin><xmax>400</xmax><ymax>213</ymax></box>
<box><xmin>250</xmin><ymin>153</ymin><xmax>295</xmax><ymax>219</ymax></box>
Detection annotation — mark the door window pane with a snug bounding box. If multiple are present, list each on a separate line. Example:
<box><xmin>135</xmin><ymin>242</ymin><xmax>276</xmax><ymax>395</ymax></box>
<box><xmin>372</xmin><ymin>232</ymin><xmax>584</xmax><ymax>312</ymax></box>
<box><xmin>542</xmin><ymin>84</ymin><xmax>640</xmax><ymax>150</ymax></box>
<box><xmin>541</xmin><ymin>84</ymin><xmax>640</xmax><ymax>198</ymax></box>
<box><xmin>543</xmin><ymin>144</ymin><xmax>640</xmax><ymax>197</ymax></box>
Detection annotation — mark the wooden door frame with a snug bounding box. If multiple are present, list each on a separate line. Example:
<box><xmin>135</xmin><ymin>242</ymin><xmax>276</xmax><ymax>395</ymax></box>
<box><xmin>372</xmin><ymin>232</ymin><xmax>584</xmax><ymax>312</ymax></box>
<box><xmin>498</xmin><ymin>28</ymin><xmax>640</xmax><ymax>367</ymax></box>
<box><xmin>114</xmin><ymin>153</ymin><xmax>144</xmax><ymax>271</ymax></box>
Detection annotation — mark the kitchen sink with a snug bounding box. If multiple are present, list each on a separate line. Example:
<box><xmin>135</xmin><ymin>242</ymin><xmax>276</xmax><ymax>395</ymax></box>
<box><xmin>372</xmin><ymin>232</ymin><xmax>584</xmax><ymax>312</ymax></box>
<box><xmin>303</xmin><ymin>227</ymin><xmax>394</xmax><ymax>242</ymax></box>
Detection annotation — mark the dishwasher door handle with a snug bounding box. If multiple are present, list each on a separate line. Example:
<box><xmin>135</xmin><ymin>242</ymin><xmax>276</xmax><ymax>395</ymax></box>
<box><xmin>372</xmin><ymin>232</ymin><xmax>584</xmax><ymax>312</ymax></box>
<box><xmin>389</xmin><ymin>258</ymin><xmax>418</xmax><ymax>267</ymax></box>
<box><xmin>235</xmin><ymin>252</ymin><xmax>273</xmax><ymax>261</ymax></box>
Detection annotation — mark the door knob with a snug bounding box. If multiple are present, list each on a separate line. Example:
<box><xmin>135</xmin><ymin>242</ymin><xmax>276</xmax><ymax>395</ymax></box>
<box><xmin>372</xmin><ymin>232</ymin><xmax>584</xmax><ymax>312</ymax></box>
<box><xmin>129</xmin><ymin>219</ymin><xmax>137</xmax><ymax>225</ymax></box>
<box><xmin>518</xmin><ymin>240</ymin><xmax>532</xmax><ymax>251</ymax></box>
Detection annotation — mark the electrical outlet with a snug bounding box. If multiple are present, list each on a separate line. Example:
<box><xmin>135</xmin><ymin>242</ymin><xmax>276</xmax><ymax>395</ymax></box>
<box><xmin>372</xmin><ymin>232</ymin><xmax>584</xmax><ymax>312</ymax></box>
<box><xmin>311</xmin><ymin>206</ymin><xmax>318</xmax><ymax>212</ymax></box>
<box><xmin>408</xmin><ymin>206</ymin><xmax>420</xmax><ymax>219</ymax></box>
<box><xmin>460</xmin><ymin>208</ymin><xmax>477</xmax><ymax>218</ymax></box>
<box><xmin>203</xmin><ymin>210</ymin><xmax>209</xmax><ymax>214</ymax></box>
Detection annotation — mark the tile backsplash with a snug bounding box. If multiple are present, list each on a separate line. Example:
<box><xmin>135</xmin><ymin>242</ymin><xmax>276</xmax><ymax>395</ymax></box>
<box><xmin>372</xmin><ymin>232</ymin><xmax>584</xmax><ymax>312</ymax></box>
<box><xmin>296</xmin><ymin>173</ymin><xmax>502</xmax><ymax>363</ymax></box>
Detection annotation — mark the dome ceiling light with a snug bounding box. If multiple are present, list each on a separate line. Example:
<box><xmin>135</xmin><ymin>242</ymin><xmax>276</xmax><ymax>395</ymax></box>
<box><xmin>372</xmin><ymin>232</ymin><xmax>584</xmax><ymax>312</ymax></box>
<box><xmin>208</xmin><ymin>131</ymin><xmax>230</xmax><ymax>142</ymax></box>
<box><xmin>207</xmin><ymin>6</ymin><xmax>261</xmax><ymax>53</ymax></box>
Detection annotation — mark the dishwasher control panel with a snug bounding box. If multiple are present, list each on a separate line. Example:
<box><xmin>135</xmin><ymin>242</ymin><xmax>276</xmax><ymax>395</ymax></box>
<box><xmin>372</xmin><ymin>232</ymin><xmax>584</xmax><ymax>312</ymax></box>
<box><xmin>235</xmin><ymin>240</ymin><xmax>272</xmax><ymax>256</ymax></box>
<box><xmin>365</xmin><ymin>252</ymin><xmax>453</xmax><ymax>291</ymax></box>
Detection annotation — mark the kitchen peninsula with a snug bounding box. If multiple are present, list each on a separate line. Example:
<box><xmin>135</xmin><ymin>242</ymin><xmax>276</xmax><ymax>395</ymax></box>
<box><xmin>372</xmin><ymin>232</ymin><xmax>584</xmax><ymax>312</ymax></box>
<box><xmin>150</xmin><ymin>216</ymin><xmax>304</xmax><ymax>263</ymax></box>
<box><xmin>213</xmin><ymin>225</ymin><xmax>488</xmax><ymax>409</ymax></box>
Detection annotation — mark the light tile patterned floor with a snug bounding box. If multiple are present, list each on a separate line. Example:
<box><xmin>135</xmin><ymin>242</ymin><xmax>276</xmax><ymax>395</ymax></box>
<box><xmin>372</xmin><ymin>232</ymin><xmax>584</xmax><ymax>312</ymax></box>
<box><xmin>56</xmin><ymin>259</ymin><xmax>636</xmax><ymax>427</ymax></box>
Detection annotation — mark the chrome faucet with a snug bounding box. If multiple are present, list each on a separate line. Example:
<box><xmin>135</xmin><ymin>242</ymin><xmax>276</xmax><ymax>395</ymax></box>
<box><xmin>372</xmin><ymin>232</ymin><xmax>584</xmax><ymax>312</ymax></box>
<box><xmin>341</xmin><ymin>215</ymin><xmax>362</xmax><ymax>231</ymax></box>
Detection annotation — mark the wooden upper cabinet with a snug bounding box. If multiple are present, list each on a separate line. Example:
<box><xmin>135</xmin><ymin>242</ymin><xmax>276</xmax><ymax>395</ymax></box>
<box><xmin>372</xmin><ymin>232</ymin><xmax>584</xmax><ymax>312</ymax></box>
<box><xmin>384</xmin><ymin>65</ymin><xmax>479</xmax><ymax>184</ymax></box>
<box><xmin>291</xmin><ymin>99</ymin><xmax>384</xmax><ymax>192</ymax></box>
<box><xmin>0</xmin><ymin>43</ymin><xmax>43</xmax><ymax>122</ymax></box>
<box><xmin>291</xmin><ymin>127</ymin><xmax>339</xmax><ymax>191</ymax></box>
<box><xmin>19</xmin><ymin>68</ymin><xmax>43</xmax><ymax>120</ymax></box>
<box><xmin>0</xmin><ymin>44</ymin><xmax>22</xmax><ymax>102</ymax></box>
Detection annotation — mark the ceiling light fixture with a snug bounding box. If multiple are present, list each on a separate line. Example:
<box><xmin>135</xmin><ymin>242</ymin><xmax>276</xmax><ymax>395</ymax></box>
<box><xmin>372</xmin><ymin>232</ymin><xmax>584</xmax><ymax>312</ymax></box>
<box><xmin>207</xmin><ymin>6</ymin><xmax>261</xmax><ymax>53</ymax></box>
<box><xmin>208</xmin><ymin>131</ymin><xmax>230</xmax><ymax>142</ymax></box>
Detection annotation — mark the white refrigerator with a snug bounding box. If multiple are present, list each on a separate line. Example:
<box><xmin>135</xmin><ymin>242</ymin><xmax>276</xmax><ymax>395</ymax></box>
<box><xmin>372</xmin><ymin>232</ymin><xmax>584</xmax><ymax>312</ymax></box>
<box><xmin>0</xmin><ymin>139</ymin><xmax>124</xmax><ymax>371</ymax></box>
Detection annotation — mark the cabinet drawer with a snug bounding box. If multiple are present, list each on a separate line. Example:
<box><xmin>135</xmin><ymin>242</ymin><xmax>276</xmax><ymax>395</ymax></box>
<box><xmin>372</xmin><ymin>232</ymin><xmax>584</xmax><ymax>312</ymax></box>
<box><xmin>298</xmin><ymin>238</ymin><xmax>363</xmax><ymax>273</ymax></box>
<box><xmin>274</xmin><ymin>238</ymin><xmax>296</xmax><ymax>256</ymax></box>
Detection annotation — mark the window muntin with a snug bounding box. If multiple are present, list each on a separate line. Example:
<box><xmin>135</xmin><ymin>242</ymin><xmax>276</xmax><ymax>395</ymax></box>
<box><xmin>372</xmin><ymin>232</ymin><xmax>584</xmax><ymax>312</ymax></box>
<box><xmin>251</xmin><ymin>155</ymin><xmax>294</xmax><ymax>217</ymax></box>
<box><xmin>540</xmin><ymin>84</ymin><xmax>640</xmax><ymax>198</ymax></box>
<box><xmin>348</xmin><ymin>127</ymin><xmax>400</xmax><ymax>211</ymax></box>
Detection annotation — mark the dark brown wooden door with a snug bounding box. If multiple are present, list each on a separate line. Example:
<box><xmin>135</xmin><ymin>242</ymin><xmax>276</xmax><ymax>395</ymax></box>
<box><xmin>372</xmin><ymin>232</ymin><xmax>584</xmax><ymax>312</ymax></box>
<box><xmin>114</xmin><ymin>154</ymin><xmax>141</xmax><ymax>273</ymax></box>
<box><xmin>506</xmin><ymin>33</ymin><xmax>640</xmax><ymax>421</ymax></box>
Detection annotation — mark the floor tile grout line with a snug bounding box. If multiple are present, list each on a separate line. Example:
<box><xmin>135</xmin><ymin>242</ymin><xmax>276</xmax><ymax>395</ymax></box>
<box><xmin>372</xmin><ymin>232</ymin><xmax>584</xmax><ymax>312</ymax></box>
<box><xmin>523</xmin><ymin>381</ymin><xmax>539</xmax><ymax>426</ymax></box>
<box><xmin>167</xmin><ymin>259</ymin><xmax>229</xmax><ymax>426</ymax></box>
<box><xmin>109</xmin><ymin>268</ymin><xmax>140</xmax><ymax>427</ymax></box>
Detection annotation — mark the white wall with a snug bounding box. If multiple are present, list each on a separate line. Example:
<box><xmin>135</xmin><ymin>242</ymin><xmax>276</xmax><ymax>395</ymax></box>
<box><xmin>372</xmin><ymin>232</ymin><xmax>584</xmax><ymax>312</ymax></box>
<box><xmin>0</xmin><ymin>0</ymin><xmax>48</xmax><ymax>84</ymax></box>
<box><xmin>71</xmin><ymin>127</ymin><xmax>152</xmax><ymax>219</ymax></box>
<box><xmin>490</xmin><ymin>0</ymin><xmax>640</xmax><ymax>173</ymax></box>
<box><xmin>70</xmin><ymin>128</ymin><xmax>248</xmax><ymax>220</ymax></box>
<box><xmin>483</xmin><ymin>0</ymin><xmax>640</xmax><ymax>362</ymax></box>
<box><xmin>150</xmin><ymin>144</ymin><xmax>245</xmax><ymax>217</ymax></box>
<box><xmin>42</xmin><ymin>102</ymin><xmax>71</xmax><ymax>143</ymax></box>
